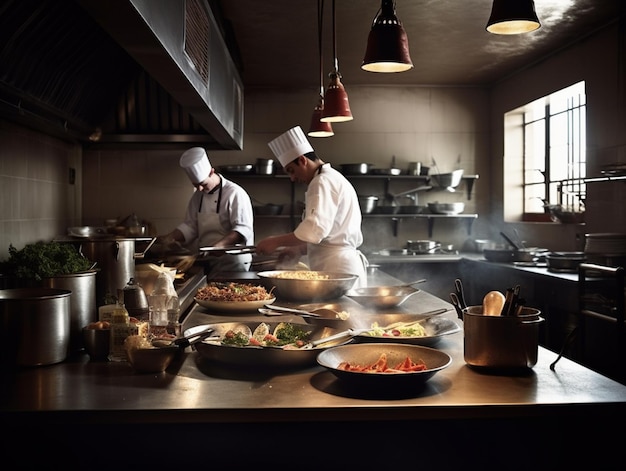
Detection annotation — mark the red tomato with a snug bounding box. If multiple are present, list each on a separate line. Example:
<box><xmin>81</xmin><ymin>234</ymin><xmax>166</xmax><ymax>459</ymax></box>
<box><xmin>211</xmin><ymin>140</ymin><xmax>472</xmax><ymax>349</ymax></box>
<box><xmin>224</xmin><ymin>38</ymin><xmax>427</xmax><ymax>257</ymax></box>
<box><xmin>249</xmin><ymin>337</ymin><xmax>261</xmax><ymax>346</ymax></box>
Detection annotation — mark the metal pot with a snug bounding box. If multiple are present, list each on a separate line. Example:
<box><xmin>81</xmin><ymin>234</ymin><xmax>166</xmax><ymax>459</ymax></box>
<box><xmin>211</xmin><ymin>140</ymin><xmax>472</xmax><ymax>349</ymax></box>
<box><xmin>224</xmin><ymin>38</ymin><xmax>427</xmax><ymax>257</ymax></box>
<box><xmin>0</xmin><ymin>288</ymin><xmax>71</xmax><ymax>366</ymax></box>
<box><xmin>43</xmin><ymin>270</ymin><xmax>98</xmax><ymax>353</ymax></box>
<box><xmin>463</xmin><ymin>305</ymin><xmax>544</xmax><ymax>369</ymax></box>
<box><xmin>406</xmin><ymin>240</ymin><xmax>440</xmax><ymax>254</ymax></box>
<box><xmin>358</xmin><ymin>195</ymin><xmax>378</xmax><ymax>214</ymax></box>
<box><xmin>74</xmin><ymin>237</ymin><xmax>156</xmax><ymax>306</ymax></box>
<box><xmin>255</xmin><ymin>158</ymin><xmax>274</xmax><ymax>175</ymax></box>
<box><xmin>340</xmin><ymin>163</ymin><xmax>372</xmax><ymax>175</ymax></box>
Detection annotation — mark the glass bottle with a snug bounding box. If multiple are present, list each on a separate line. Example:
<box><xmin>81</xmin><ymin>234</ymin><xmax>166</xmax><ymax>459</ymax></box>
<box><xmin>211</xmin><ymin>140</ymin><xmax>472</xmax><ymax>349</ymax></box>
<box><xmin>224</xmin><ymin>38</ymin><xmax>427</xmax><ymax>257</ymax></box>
<box><xmin>108</xmin><ymin>303</ymin><xmax>136</xmax><ymax>362</ymax></box>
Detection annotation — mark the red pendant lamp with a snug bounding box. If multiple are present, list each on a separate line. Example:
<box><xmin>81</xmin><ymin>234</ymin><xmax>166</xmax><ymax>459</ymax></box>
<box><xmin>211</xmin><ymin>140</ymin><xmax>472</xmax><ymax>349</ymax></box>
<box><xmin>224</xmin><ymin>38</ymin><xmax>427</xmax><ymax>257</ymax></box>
<box><xmin>308</xmin><ymin>0</ymin><xmax>334</xmax><ymax>137</ymax></box>
<box><xmin>486</xmin><ymin>0</ymin><xmax>541</xmax><ymax>35</ymax></box>
<box><xmin>362</xmin><ymin>0</ymin><xmax>413</xmax><ymax>73</ymax></box>
<box><xmin>320</xmin><ymin>0</ymin><xmax>353</xmax><ymax>123</ymax></box>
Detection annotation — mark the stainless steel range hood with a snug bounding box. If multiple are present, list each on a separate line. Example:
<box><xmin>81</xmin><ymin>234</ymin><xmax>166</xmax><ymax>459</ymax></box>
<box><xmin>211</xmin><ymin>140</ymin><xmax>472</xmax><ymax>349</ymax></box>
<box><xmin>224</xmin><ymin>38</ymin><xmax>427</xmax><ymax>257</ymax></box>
<box><xmin>0</xmin><ymin>0</ymin><xmax>243</xmax><ymax>150</ymax></box>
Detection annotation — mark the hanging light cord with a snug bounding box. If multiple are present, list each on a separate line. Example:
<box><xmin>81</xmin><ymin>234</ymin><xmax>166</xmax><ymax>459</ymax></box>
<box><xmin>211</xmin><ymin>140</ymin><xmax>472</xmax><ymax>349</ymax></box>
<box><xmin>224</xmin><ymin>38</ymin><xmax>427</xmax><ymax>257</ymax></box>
<box><xmin>317</xmin><ymin>0</ymin><xmax>324</xmax><ymax>99</ymax></box>
<box><xmin>331</xmin><ymin>0</ymin><xmax>339</xmax><ymax>74</ymax></box>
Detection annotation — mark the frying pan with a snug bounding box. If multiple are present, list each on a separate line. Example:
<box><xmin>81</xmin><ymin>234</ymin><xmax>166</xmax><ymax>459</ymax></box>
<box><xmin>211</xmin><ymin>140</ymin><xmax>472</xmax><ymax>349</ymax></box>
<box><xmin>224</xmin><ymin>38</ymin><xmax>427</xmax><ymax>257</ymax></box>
<box><xmin>187</xmin><ymin>321</ymin><xmax>352</xmax><ymax>369</ymax></box>
<box><xmin>345</xmin><ymin>279</ymin><xmax>426</xmax><ymax>309</ymax></box>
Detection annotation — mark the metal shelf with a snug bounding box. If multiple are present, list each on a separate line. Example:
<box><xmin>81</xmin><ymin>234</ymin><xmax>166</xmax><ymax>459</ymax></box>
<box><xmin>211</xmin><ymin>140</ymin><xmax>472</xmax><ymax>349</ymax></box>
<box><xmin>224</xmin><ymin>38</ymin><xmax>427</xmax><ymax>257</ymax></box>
<box><xmin>364</xmin><ymin>213</ymin><xmax>478</xmax><ymax>237</ymax></box>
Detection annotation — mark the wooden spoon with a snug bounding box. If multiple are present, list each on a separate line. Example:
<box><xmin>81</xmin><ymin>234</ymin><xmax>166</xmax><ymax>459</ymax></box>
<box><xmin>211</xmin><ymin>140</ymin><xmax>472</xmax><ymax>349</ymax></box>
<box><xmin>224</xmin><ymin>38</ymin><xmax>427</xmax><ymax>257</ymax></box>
<box><xmin>482</xmin><ymin>290</ymin><xmax>505</xmax><ymax>316</ymax></box>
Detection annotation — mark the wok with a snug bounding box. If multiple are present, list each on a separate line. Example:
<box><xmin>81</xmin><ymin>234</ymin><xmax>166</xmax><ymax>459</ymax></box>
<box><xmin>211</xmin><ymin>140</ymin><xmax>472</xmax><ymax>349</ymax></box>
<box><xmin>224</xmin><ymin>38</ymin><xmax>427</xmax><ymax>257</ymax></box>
<box><xmin>186</xmin><ymin>322</ymin><xmax>351</xmax><ymax>369</ymax></box>
<box><xmin>345</xmin><ymin>279</ymin><xmax>426</xmax><ymax>309</ymax></box>
<box><xmin>257</xmin><ymin>270</ymin><xmax>358</xmax><ymax>302</ymax></box>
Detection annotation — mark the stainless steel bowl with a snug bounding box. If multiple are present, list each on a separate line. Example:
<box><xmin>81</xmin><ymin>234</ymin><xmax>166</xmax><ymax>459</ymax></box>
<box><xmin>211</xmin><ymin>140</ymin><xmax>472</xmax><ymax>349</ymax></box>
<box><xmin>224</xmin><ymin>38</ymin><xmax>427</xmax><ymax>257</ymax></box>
<box><xmin>430</xmin><ymin>169</ymin><xmax>464</xmax><ymax>189</ymax></box>
<box><xmin>257</xmin><ymin>270</ymin><xmax>358</xmax><ymax>302</ymax></box>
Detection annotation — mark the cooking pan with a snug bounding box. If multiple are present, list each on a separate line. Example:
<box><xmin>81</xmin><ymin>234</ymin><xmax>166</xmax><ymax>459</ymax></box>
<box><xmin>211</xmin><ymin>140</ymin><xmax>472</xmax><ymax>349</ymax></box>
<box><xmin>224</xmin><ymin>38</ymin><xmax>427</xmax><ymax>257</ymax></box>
<box><xmin>546</xmin><ymin>252</ymin><xmax>586</xmax><ymax>272</ymax></box>
<box><xmin>340</xmin><ymin>163</ymin><xmax>372</xmax><ymax>175</ymax></box>
<box><xmin>345</xmin><ymin>279</ymin><xmax>426</xmax><ymax>309</ymax></box>
<box><xmin>186</xmin><ymin>321</ymin><xmax>352</xmax><ymax>369</ymax></box>
<box><xmin>406</xmin><ymin>240</ymin><xmax>440</xmax><ymax>254</ymax></box>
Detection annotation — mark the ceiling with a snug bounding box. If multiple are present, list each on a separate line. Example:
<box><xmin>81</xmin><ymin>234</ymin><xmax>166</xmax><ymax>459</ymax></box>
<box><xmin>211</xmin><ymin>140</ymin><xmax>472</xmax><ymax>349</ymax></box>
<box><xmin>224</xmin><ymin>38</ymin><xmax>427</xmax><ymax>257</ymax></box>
<box><xmin>218</xmin><ymin>0</ymin><xmax>623</xmax><ymax>89</ymax></box>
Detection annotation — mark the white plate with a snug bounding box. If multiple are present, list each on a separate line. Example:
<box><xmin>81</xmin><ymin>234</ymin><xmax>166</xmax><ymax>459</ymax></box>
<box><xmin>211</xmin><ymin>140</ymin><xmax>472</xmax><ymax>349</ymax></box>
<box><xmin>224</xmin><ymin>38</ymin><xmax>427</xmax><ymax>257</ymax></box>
<box><xmin>194</xmin><ymin>297</ymin><xmax>275</xmax><ymax>313</ymax></box>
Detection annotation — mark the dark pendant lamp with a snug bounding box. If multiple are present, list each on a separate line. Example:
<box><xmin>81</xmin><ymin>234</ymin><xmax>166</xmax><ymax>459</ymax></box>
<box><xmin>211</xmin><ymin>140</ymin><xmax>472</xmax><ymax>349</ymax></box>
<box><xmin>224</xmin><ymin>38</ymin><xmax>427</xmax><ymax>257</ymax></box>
<box><xmin>308</xmin><ymin>0</ymin><xmax>334</xmax><ymax>137</ymax></box>
<box><xmin>486</xmin><ymin>0</ymin><xmax>541</xmax><ymax>35</ymax></box>
<box><xmin>362</xmin><ymin>0</ymin><xmax>413</xmax><ymax>73</ymax></box>
<box><xmin>320</xmin><ymin>0</ymin><xmax>353</xmax><ymax>123</ymax></box>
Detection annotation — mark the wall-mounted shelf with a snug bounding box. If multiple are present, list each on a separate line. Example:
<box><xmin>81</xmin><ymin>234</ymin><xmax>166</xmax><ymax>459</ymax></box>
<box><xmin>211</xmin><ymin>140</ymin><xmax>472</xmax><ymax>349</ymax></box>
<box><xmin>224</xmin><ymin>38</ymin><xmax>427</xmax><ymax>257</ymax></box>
<box><xmin>224</xmin><ymin>172</ymin><xmax>480</xmax><ymax>237</ymax></box>
<box><xmin>346</xmin><ymin>174</ymin><xmax>479</xmax><ymax>201</ymax></box>
<box><xmin>364</xmin><ymin>213</ymin><xmax>478</xmax><ymax>237</ymax></box>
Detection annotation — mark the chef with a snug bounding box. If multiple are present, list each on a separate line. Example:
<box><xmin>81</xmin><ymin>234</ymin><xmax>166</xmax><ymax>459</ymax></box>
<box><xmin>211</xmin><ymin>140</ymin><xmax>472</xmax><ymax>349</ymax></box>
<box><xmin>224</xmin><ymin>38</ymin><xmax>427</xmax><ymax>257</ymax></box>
<box><xmin>158</xmin><ymin>147</ymin><xmax>254</xmax><ymax>276</ymax></box>
<box><xmin>255</xmin><ymin>126</ymin><xmax>368</xmax><ymax>286</ymax></box>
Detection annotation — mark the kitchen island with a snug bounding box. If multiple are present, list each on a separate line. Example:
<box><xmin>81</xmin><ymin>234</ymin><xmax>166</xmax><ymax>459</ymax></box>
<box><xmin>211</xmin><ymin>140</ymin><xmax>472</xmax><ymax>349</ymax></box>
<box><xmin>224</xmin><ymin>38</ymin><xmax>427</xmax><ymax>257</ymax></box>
<box><xmin>2</xmin><ymin>271</ymin><xmax>625</xmax><ymax>469</ymax></box>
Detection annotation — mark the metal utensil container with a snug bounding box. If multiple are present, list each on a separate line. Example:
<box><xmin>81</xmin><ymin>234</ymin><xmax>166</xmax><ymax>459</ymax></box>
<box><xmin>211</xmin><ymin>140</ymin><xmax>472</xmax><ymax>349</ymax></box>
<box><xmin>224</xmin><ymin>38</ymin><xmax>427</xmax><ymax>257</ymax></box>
<box><xmin>463</xmin><ymin>305</ymin><xmax>544</xmax><ymax>369</ymax></box>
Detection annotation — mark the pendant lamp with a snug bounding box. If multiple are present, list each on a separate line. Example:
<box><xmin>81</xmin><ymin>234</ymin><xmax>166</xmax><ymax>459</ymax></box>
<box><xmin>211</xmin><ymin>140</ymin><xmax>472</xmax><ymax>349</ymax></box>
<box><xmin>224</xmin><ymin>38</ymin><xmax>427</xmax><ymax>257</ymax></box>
<box><xmin>486</xmin><ymin>0</ymin><xmax>541</xmax><ymax>35</ymax></box>
<box><xmin>308</xmin><ymin>0</ymin><xmax>334</xmax><ymax>137</ymax></box>
<box><xmin>321</xmin><ymin>0</ymin><xmax>353</xmax><ymax>123</ymax></box>
<box><xmin>362</xmin><ymin>0</ymin><xmax>413</xmax><ymax>73</ymax></box>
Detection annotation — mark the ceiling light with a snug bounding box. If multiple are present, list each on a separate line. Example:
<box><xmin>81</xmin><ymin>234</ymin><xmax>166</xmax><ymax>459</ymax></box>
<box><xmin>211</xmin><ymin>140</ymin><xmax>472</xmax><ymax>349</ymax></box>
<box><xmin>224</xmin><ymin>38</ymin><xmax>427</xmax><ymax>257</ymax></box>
<box><xmin>486</xmin><ymin>0</ymin><xmax>541</xmax><ymax>35</ymax></box>
<box><xmin>362</xmin><ymin>0</ymin><xmax>413</xmax><ymax>73</ymax></box>
<box><xmin>321</xmin><ymin>0</ymin><xmax>353</xmax><ymax>123</ymax></box>
<box><xmin>308</xmin><ymin>101</ymin><xmax>334</xmax><ymax>137</ymax></box>
<box><xmin>308</xmin><ymin>0</ymin><xmax>334</xmax><ymax>138</ymax></box>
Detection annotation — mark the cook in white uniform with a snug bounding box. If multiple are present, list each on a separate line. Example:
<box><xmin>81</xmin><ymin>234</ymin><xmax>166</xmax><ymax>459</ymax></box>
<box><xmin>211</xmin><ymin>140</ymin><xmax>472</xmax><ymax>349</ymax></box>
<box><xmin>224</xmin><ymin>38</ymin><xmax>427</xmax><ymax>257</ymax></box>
<box><xmin>255</xmin><ymin>126</ymin><xmax>368</xmax><ymax>287</ymax></box>
<box><xmin>159</xmin><ymin>147</ymin><xmax>254</xmax><ymax>276</ymax></box>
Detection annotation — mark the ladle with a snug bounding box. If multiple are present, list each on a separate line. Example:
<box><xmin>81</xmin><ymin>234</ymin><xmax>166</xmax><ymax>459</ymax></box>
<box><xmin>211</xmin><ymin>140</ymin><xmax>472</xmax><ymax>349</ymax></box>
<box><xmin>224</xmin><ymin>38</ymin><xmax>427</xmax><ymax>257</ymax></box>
<box><xmin>482</xmin><ymin>291</ymin><xmax>506</xmax><ymax>316</ymax></box>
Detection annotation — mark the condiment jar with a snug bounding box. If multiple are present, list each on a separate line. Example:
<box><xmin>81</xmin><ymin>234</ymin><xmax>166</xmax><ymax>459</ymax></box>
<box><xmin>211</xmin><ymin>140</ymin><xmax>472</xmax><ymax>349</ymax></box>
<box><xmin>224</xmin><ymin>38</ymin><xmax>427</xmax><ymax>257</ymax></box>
<box><xmin>108</xmin><ymin>304</ymin><xmax>137</xmax><ymax>362</ymax></box>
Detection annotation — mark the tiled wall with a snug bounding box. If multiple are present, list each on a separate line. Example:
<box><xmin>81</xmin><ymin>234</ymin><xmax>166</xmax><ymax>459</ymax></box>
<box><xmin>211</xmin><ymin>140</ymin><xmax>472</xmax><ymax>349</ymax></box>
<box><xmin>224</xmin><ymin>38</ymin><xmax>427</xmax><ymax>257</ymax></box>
<box><xmin>0</xmin><ymin>121</ymin><xmax>82</xmax><ymax>259</ymax></box>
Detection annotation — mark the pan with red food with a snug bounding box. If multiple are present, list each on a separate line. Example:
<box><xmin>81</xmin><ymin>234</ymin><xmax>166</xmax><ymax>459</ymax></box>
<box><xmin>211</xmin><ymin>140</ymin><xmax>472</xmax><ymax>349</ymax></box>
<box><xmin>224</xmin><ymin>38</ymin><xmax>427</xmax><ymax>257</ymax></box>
<box><xmin>316</xmin><ymin>343</ymin><xmax>451</xmax><ymax>389</ymax></box>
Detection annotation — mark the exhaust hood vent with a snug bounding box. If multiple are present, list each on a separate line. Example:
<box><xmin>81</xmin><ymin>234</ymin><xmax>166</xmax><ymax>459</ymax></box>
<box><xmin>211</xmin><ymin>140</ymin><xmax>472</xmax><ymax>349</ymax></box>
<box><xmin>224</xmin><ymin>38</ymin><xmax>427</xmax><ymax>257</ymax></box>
<box><xmin>0</xmin><ymin>0</ymin><xmax>243</xmax><ymax>150</ymax></box>
<box><xmin>185</xmin><ymin>0</ymin><xmax>211</xmax><ymax>84</ymax></box>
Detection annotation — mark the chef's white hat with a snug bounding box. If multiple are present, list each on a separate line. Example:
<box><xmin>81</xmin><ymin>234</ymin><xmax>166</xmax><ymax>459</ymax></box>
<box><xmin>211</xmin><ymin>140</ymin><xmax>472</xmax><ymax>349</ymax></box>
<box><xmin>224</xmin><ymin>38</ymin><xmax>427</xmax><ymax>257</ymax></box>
<box><xmin>268</xmin><ymin>126</ymin><xmax>314</xmax><ymax>167</ymax></box>
<box><xmin>179</xmin><ymin>147</ymin><xmax>212</xmax><ymax>183</ymax></box>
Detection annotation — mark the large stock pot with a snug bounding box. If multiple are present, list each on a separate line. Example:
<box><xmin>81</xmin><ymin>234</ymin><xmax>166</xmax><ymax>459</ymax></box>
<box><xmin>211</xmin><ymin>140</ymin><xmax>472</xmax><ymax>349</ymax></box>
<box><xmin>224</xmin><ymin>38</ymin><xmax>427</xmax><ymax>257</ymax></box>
<box><xmin>62</xmin><ymin>237</ymin><xmax>155</xmax><ymax>306</ymax></box>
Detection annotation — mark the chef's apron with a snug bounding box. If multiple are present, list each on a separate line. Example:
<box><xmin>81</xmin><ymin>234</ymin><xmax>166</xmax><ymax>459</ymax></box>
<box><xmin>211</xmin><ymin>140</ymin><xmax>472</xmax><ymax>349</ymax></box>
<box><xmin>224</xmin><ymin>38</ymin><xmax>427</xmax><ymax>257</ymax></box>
<box><xmin>198</xmin><ymin>187</ymin><xmax>251</xmax><ymax>276</ymax></box>
<box><xmin>307</xmin><ymin>244</ymin><xmax>368</xmax><ymax>288</ymax></box>
<box><xmin>302</xmin><ymin>164</ymin><xmax>367</xmax><ymax>287</ymax></box>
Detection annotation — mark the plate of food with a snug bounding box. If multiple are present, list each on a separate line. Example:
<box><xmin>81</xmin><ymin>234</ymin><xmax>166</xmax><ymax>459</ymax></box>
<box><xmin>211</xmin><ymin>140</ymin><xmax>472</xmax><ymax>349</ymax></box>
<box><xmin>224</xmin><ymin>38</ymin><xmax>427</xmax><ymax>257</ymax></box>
<box><xmin>194</xmin><ymin>282</ymin><xmax>276</xmax><ymax>312</ymax></box>
<box><xmin>186</xmin><ymin>321</ymin><xmax>352</xmax><ymax>369</ymax></box>
<box><xmin>317</xmin><ymin>343</ymin><xmax>451</xmax><ymax>389</ymax></box>
<box><xmin>354</xmin><ymin>314</ymin><xmax>461</xmax><ymax>347</ymax></box>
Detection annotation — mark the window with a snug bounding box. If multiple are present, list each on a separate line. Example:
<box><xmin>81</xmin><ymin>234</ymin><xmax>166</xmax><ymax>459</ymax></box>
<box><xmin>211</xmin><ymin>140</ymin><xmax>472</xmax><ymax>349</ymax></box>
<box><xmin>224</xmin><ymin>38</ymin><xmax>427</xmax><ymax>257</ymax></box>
<box><xmin>504</xmin><ymin>81</ymin><xmax>586</xmax><ymax>221</ymax></box>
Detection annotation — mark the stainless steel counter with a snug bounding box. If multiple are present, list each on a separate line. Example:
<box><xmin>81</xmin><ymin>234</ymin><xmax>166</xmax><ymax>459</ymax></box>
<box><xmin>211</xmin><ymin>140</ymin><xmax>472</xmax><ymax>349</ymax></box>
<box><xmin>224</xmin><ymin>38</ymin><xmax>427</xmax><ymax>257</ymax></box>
<box><xmin>1</xmin><ymin>270</ymin><xmax>625</xmax><ymax>468</ymax></box>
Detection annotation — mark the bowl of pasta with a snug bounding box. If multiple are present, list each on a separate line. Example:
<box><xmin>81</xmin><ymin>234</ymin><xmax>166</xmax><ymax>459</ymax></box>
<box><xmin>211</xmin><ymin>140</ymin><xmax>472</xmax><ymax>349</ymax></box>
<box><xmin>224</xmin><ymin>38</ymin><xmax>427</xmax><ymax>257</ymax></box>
<box><xmin>257</xmin><ymin>270</ymin><xmax>358</xmax><ymax>302</ymax></box>
<box><xmin>317</xmin><ymin>343</ymin><xmax>451</xmax><ymax>389</ymax></box>
<box><xmin>194</xmin><ymin>282</ymin><xmax>276</xmax><ymax>312</ymax></box>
